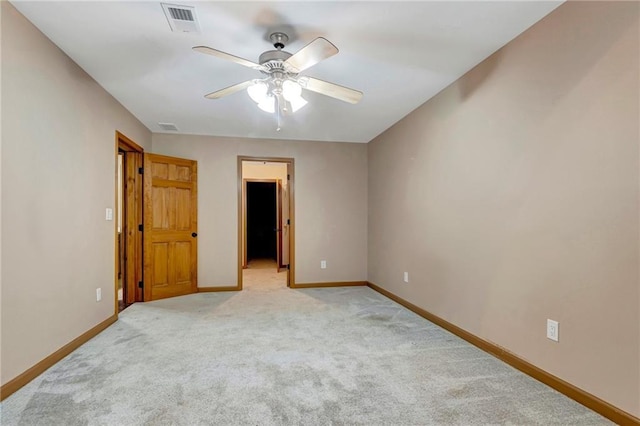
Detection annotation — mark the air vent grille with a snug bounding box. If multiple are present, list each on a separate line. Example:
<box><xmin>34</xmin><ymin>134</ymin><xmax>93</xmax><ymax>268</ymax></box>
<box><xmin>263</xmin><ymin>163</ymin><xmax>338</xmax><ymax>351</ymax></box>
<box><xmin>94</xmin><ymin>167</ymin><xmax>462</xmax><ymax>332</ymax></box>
<box><xmin>158</xmin><ymin>122</ymin><xmax>179</xmax><ymax>132</ymax></box>
<box><xmin>161</xmin><ymin>4</ymin><xmax>200</xmax><ymax>34</ymax></box>
<box><xmin>168</xmin><ymin>7</ymin><xmax>193</xmax><ymax>21</ymax></box>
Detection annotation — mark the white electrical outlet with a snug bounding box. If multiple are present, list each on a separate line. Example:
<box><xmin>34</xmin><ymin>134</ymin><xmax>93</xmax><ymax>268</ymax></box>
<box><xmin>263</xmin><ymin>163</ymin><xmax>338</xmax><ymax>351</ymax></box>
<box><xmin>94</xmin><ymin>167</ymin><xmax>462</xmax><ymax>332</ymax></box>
<box><xmin>96</xmin><ymin>288</ymin><xmax>102</xmax><ymax>302</ymax></box>
<box><xmin>320</xmin><ymin>260</ymin><xmax>327</xmax><ymax>269</ymax></box>
<box><xmin>403</xmin><ymin>272</ymin><xmax>409</xmax><ymax>283</ymax></box>
<box><xmin>105</xmin><ymin>208</ymin><xmax>113</xmax><ymax>221</ymax></box>
<box><xmin>547</xmin><ymin>319</ymin><xmax>559</xmax><ymax>342</ymax></box>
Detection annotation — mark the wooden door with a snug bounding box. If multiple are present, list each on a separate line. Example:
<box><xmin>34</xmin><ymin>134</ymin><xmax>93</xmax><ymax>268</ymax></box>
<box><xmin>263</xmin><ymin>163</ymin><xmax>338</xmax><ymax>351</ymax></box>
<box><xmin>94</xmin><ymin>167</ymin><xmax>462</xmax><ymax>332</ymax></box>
<box><xmin>123</xmin><ymin>150</ymin><xmax>143</xmax><ymax>304</ymax></box>
<box><xmin>276</xmin><ymin>180</ymin><xmax>282</xmax><ymax>272</ymax></box>
<box><xmin>143</xmin><ymin>153</ymin><xmax>198</xmax><ymax>301</ymax></box>
<box><xmin>281</xmin><ymin>178</ymin><xmax>290</xmax><ymax>270</ymax></box>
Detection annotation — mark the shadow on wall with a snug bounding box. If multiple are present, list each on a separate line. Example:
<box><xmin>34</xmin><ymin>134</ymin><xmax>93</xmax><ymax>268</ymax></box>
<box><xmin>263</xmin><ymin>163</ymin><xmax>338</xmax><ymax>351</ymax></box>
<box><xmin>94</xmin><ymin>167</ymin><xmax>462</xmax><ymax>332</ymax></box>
<box><xmin>455</xmin><ymin>2</ymin><xmax>639</xmax><ymax>104</ymax></box>
<box><xmin>456</xmin><ymin>51</ymin><xmax>502</xmax><ymax>101</ymax></box>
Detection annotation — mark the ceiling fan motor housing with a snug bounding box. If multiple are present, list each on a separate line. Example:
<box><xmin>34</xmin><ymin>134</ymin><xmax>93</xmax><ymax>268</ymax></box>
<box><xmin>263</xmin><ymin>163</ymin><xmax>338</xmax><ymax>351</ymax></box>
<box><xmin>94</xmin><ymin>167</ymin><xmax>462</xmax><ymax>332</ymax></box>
<box><xmin>259</xmin><ymin>50</ymin><xmax>293</xmax><ymax>74</ymax></box>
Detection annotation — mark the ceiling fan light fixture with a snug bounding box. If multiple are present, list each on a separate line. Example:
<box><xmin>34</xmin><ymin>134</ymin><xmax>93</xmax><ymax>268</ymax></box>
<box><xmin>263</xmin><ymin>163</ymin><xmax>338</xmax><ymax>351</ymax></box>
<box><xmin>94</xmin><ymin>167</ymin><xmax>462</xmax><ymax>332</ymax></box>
<box><xmin>282</xmin><ymin>80</ymin><xmax>302</xmax><ymax>101</ymax></box>
<box><xmin>247</xmin><ymin>81</ymin><xmax>268</xmax><ymax>104</ymax></box>
<box><xmin>196</xmin><ymin>33</ymin><xmax>362</xmax><ymax>127</ymax></box>
<box><xmin>282</xmin><ymin>79</ymin><xmax>307</xmax><ymax>113</ymax></box>
<box><xmin>288</xmin><ymin>95</ymin><xmax>308</xmax><ymax>113</ymax></box>
<box><xmin>257</xmin><ymin>95</ymin><xmax>276</xmax><ymax>113</ymax></box>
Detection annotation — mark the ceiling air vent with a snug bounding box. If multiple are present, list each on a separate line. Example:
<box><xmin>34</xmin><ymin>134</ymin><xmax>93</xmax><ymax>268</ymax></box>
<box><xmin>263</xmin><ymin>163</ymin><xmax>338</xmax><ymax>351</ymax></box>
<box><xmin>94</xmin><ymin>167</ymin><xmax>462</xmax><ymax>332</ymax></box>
<box><xmin>161</xmin><ymin>3</ymin><xmax>201</xmax><ymax>34</ymax></box>
<box><xmin>158</xmin><ymin>122</ymin><xmax>179</xmax><ymax>132</ymax></box>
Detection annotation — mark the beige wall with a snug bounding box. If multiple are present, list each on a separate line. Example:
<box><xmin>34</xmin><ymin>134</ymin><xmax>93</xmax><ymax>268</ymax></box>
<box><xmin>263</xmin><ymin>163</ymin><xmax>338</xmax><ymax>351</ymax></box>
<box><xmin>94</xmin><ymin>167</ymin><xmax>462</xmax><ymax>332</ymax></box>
<box><xmin>368</xmin><ymin>1</ymin><xmax>639</xmax><ymax>416</ymax></box>
<box><xmin>152</xmin><ymin>134</ymin><xmax>367</xmax><ymax>286</ymax></box>
<box><xmin>1</xmin><ymin>2</ymin><xmax>151</xmax><ymax>385</ymax></box>
<box><xmin>242</xmin><ymin>162</ymin><xmax>288</xmax><ymax>183</ymax></box>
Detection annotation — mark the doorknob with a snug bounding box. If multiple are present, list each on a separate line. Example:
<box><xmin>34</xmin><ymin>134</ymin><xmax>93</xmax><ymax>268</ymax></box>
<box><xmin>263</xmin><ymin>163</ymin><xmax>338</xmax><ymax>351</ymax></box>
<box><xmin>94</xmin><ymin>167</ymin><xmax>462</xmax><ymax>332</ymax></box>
<box><xmin>191</xmin><ymin>232</ymin><xmax>198</xmax><ymax>237</ymax></box>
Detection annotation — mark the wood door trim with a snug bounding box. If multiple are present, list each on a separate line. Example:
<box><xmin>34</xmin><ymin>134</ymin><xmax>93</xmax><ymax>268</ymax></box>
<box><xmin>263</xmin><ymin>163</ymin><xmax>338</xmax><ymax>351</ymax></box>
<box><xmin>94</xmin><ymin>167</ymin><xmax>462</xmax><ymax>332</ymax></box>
<box><xmin>276</xmin><ymin>179</ymin><xmax>282</xmax><ymax>272</ymax></box>
<box><xmin>117</xmin><ymin>130</ymin><xmax>143</xmax><ymax>152</ymax></box>
<box><xmin>115</xmin><ymin>131</ymin><xmax>144</xmax><ymax>315</ymax></box>
<box><xmin>238</xmin><ymin>156</ymin><xmax>295</xmax><ymax>290</ymax></box>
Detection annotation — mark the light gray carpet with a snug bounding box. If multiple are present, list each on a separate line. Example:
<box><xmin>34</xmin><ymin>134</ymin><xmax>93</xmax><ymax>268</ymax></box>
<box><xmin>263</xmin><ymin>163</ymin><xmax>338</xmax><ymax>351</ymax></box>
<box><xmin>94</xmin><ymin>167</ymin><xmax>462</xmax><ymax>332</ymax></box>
<box><xmin>1</xmin><ymin>266</ymin><xmax>610</xmax><ymax>425</ymax></box>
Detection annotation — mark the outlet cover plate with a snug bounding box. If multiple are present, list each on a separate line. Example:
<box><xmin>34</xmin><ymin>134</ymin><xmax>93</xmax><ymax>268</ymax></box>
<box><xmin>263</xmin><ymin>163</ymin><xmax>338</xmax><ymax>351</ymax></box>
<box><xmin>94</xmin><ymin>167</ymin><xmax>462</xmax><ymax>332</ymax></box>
<box><xmin>547</xmin><ymin>319</ymin><xmax>559</xmax><ymax>342</ymax></box>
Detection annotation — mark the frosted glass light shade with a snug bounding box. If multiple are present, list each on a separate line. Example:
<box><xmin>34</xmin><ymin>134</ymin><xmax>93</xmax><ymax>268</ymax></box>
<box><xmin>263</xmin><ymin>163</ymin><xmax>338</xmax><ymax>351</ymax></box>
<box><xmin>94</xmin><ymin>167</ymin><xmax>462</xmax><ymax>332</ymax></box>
<box><xmin>282</xmin><ymin>80</ymin><xmax>307</xmax><ymax>112</ymax></box>
<box><xmin>282</xmin><ymin>80</ymin><xmax>302</xmax><ymax>101</ymax></box>
<box><xmin>257</xmin><ymin>95</ymin><xmax>275</xmax><ymax>113</ymax></box>
<box><xmin>248</xmin><ymin>79</ymin><xmax>306</xmax><ymax>114</ymax></box>
<box><xmin>247</xmin><ymin>81</ymin><xmax>268</xmax><ymax>104</ymax></box>
<box><xmin>289</xmin><ymin>96</ymin><xmax>307</xmax><ymax>113</ymax></box>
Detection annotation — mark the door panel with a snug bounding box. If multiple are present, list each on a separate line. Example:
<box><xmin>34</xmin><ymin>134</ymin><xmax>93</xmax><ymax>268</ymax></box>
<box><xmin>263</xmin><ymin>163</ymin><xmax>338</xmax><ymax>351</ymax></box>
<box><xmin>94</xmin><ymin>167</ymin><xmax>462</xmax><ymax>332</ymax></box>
<box><xmin>153</xmin><ymin>243</ymin><xmax>169</xmax><ymax>286</ymax></box>
<box><xmin>176</xmin><ymin>188</ymin><xmax>192</xmax><ymax>230</ymax></box>
<box><xmin>144</xmin><ymin>153</ymin><xmax>198</xmax><ymax>301</ymax></box>
<box><xmin>175</xmin><ymin>242</ymin><xmax>193</xmax><ymax>290</ymax></box>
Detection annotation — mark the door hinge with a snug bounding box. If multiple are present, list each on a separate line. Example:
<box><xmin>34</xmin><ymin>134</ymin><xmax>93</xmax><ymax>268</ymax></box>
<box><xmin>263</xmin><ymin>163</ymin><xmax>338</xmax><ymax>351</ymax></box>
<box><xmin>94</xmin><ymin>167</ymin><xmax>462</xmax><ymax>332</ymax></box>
<box><xmin>138</xmin><ymin>224</ymin><xmax>143</xmax><ymax>232</ymax></box>
<box><xmin>138</xmin><ymin>281</ymin><xmax>144</xmax><ymax>289</ymax></box>
<box><xmin>138</xmin><ymin>167</ymin><xmax>144</xmax><ymax>174</ymax></box>
<box><xmin>287</xmin><ymin>174</ymin><xmax>290</xmax><ymax>180</ymax></box>
<box><xmin>287</xmin><ymin>219</ymin><xmax>290</xmax><ymax>225</ymax></box>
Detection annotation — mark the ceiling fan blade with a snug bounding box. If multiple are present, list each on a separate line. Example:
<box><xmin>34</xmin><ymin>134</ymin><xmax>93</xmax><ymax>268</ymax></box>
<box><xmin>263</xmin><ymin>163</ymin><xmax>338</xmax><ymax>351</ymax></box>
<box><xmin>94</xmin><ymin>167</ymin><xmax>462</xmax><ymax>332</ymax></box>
<box><xmin>284</xmin><ymin>37</ymin><xmax>338</xmax><ymax>74</ymax></box>
<box><xmin>298</xmin><ymin>77</ymin><xmax>363</xmax><ymax>104</ymax></box>
<box><xmin>193</xmin><ymin>46</ymin><xmax>266</xmax><ymax>72</ymax></box>
<box><xmin>204</xmin><ymin>80</ymin><xmax>255</xmax><ymax>99</ymax></box>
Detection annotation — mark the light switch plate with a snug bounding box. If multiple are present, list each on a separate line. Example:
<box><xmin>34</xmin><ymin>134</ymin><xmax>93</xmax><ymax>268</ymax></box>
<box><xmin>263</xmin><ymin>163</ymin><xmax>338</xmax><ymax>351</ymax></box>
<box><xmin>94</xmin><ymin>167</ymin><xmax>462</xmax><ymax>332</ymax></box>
<box><xmin>105</xmin><ymin>208</ymin><xmax>113</xmax><ymax>221</ymax></box>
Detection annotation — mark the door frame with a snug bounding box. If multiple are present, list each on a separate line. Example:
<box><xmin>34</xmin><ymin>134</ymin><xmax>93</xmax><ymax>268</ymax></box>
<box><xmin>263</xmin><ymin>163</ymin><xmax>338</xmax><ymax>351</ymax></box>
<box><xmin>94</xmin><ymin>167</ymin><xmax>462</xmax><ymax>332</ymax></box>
<box><xmin>242</xmin><ymin>179</ymin><xmax>282</xmax><ymax>270</ymax></box>
<box><xmin>115</xmin><ymin>131</ymin><xmax>144</xmax><ymax>315</ymax></box>
<box><xmin>238</xmin><ymin>156</ymin><xmax>295</xmax><ymax>289</ymax></box>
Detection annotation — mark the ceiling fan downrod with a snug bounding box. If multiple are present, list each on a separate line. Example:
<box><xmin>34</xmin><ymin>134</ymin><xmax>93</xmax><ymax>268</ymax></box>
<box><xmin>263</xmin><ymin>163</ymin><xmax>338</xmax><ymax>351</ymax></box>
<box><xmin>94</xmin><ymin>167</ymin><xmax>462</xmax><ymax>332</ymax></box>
<box><xmin>270</xmin><ymin>32</ymin><xmax>289</xmax><ymax>50</ymax></box>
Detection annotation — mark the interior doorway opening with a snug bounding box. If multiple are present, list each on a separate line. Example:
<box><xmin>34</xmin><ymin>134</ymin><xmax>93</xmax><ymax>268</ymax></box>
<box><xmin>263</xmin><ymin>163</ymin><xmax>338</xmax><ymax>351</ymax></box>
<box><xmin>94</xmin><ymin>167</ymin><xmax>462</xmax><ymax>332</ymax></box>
<box><xmin>238</xmin><ymin>157</ymin><xmax>294</xmax><ymax>290</ymax></box>
<box><xmin>246</xmin><ymin>181</ymin><xmax>278</xmax><ymax>264</ymax></box>
<box><xmin>115</xmin><ymin>132</ymin><xmax>144</xmax><ymax>313</ymax></box>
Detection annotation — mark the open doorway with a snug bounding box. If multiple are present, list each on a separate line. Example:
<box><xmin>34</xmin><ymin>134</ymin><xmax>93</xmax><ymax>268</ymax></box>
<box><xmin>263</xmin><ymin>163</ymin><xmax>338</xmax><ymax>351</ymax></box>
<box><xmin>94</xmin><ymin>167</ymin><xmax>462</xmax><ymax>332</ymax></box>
<box><xmin>245</xmin><ymin>180</ymin><xmax>281</xmax><ymax>288</ymax></box>
<box><xmin>115</xmin><ymin>132</ymin><xmax>144</xmax><ymax>313</ymax></box>
<box><xmin>246</xmin><ymin>181</ymin><xmax>278</xmax><ymax>264</ymax></box>
<box><xmin>238</xmin><ymin>157</ymin><xmax>294</xmax><ymax>290</ymax></box>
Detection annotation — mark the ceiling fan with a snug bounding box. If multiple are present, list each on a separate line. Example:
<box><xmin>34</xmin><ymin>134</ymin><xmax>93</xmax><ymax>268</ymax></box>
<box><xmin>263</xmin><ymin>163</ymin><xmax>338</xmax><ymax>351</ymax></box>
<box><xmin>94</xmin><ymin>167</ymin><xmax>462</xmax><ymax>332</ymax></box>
<box><xmin>193</xmin><ymin>32</ymin><xmax>363</xmax><ymax>129</ymax></box>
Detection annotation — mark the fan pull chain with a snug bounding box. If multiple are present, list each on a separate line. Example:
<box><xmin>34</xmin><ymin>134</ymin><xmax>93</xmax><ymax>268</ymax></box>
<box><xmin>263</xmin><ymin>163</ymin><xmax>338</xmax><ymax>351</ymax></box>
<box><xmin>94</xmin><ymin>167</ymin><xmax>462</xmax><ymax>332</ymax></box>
<box><xmin>276</xmin><ymin>94</ymin><xmax>282</xmax><ymax>132</ymax></box>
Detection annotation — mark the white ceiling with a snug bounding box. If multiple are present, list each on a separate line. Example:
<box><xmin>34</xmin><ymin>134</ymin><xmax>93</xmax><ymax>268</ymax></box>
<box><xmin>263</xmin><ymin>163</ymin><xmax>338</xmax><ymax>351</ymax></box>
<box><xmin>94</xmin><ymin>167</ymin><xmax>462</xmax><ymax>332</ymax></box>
<box><xmin>12</xmin><ymin>1</ymin><xmax>562</xmax><ymax>143</ymax></box>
